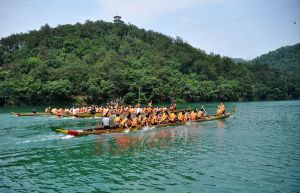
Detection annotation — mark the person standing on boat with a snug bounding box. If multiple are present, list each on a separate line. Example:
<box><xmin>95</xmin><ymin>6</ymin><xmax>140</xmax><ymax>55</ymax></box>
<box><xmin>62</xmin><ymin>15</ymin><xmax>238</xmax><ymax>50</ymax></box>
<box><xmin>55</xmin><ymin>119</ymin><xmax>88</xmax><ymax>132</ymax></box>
<box><xmin>216</xmin><ymin>102</ymin><xmax>225</xmax><ymax>115</ymax></box>
<box><xmin>147</xmin><ymin>100</ymin><xmax>152</xmax><ymax>107</ymax></box>
<box><xmin>102</xmin><ymin>114</ymin><xmax>111</xmax><ymax>129</ymax></box>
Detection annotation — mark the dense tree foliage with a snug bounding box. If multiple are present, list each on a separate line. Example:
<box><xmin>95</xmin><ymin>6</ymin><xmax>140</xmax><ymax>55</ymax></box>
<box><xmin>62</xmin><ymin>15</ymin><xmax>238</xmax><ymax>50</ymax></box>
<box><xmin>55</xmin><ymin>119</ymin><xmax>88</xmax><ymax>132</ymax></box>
<box><xmin>0</xmin><ymin>20</ymin><xmax>299</xmax><ymax>105</ymax></box>
<box><xmin>252</xmin><ymin>43</ymin><xmax>300</xmax><ymax>76</ymax></box>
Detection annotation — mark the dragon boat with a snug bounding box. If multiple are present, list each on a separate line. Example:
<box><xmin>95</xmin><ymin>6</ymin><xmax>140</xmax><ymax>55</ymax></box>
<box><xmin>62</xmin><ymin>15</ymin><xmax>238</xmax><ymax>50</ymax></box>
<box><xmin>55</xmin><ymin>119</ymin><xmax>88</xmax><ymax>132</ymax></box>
<box><xmin>13</xmin><ymin>112</ymin><xmax>53</xmax><ymax>116</ymax></box>
<box><xmin>52</xmin><ymin>107</ymin><xmax>236</xmax><ymax>136</ymax></box>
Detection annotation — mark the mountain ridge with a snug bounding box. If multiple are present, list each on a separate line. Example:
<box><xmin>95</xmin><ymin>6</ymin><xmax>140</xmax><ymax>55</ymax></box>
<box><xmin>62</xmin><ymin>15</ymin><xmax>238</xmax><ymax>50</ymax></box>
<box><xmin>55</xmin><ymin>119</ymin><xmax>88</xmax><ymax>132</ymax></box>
<box><xmin>0</xmin><ymin>20</ymin><xmax>299</xmax><ymax>105</ymax></box>
<box><xmin>252</xmin><ymin>43</ymin><xmax>300</xmax><ymax>75</ymax></box>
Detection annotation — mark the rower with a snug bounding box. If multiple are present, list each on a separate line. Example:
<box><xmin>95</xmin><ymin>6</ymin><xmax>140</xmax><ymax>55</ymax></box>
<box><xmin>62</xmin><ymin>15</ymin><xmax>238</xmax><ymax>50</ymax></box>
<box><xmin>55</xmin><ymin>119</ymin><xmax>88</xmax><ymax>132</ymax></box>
<box><xmin>120</xmin><ymin>113</ymin><xmax>132</xmax><ymax>128</ymax></box>
<box><xmin>151</xmin><ymin>112</ymin><xmax>159</xmax><ymax>125</ymax></box>
<box><xmin>184</xmin><ymin>111</ymin><xmax>191</xmax><ymax>122</ymax></box>
<box><xmin>160</xmin><ymin>111</ymin><xmax>169</xmax><ymax>124</ymax></box>
<box><xmin>216</xmin><ymin>102</ymin><xmax>225</xmax><ymax>115</ymax></box>
<box><xmin>90</xmin><ymin>105</ymin><xmax>96</xmax><ymax>114</ymax></box>
<box><xmin>113</xmin><ymin>114</ymin><xmax>122</xmax><ymax>128</ymax></box>
<box><xmin>136</xmin><ymin>104</ymin><xmax>142</xmax><ymax>114</ymax></box>
<box><xmin>169</xmin><ymin>112</ymin><xmax>177</xmax><ymax>123</ymax></box>
<box><xmin>191</xmin><ymin>110</ymin><xmax>197</xmax><ymax>121</ymax></box>
<box><xmin>32</xmin><ymin>108</ymin><xmax>37</xmax><ymax>114</ymax></box>
<box><xmin>141</xmin><ymin>113</ymin><xmax>151</xmax><ymax>126</ymax></box>
<box><xmin>102</xmin><ymin>114</ymin><xmax>111</xmax><ymax>129</ymax></box>
<box><xmin>178</xmin><ymin>111</ymin><xmax>184</xmax><ymax>122</ymax></box>
<box><xmin>197</xmin><ymin>109</ymin><xmax>203</xmax><ymax>119</ymax></box>
<box><xmin>131</xmin><ymin>116</ymin><xmax>138</xmax><ymax>128</ymax></box>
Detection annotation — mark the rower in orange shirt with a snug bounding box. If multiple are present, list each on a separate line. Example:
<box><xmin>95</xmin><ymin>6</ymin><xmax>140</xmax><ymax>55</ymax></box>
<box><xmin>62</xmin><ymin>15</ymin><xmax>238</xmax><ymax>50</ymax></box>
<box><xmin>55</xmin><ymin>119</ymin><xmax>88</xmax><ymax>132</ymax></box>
<box><xmin>178</xmin><ymin>112</ymin><xmax>184</xmax><ymax>122</ymax></box>
<box><xmin>169</xmin><ymin>112</ymin><xmax>177</xmax><ymax>123</ymax></box>
<box><xmin>191</xmin><ymin>110</ymin><xmax>197</xmax><ymax>121</ymax></box>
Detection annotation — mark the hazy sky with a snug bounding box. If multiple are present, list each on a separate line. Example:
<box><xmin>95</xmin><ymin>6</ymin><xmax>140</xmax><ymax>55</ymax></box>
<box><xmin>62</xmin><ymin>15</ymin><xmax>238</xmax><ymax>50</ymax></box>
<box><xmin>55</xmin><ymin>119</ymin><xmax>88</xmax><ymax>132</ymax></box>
<box><xmin>1</xmin><ymin>0</ymin><xmax>299</xmax><ymax>59</ymax></box>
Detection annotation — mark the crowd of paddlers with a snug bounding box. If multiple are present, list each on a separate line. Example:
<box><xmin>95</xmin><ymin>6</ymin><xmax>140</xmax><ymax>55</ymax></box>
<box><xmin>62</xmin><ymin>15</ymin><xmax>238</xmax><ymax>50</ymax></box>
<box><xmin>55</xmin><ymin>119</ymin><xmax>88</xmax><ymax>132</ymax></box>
<box><xmin>45</xmin><ymin>101</ymin><xmax>226</xmax><ymax>130</ymax></box>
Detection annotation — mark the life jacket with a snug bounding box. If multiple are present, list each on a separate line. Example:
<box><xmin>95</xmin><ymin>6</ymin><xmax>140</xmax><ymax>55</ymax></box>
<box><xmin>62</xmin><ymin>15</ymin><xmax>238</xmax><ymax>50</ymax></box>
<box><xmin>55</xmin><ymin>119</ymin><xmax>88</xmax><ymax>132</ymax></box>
<box><xmin>141</xmin><ymin>117</ymin><xmax>148</xmax><ymax>126</ymax></box>
<box><xmin>178</xmin><ymin>112</ymin><xmax>183</xmax><ymax>121</ymax></box>
<box><xmin>114</xmin><ymin>116</ymin><xmax>121</xmax><ymax>123</ymax></box>
<box><xmin>129</xmin><ymin>108</ymin><xmax>135</xmax><ymax>114</ymax></box>
<box><xmin>151</xmin><ymin>116</ymin><xmax>157</xmax><ymax>124</ymax></box>
<box><xmin>169</xmin><ymin>113</ymin><xmax>176</xmax><ymax>121</ymax></box>
<box><xmin>121</xmin><ymin>118</ymin><xmax>127</xmax><ymax>126</ymax></box>
<box><xmin>197</xmin><ymin>111</ymin><xmax>203</xmax><ymax>118</ymax></box>
<box><xmin>131</xmin><ymin>117</ymin><xmax>138</xmax><ymax>127</ymax></box>
<box><xmin>191</xmin><ymin>111</ymin><xmax>197</xmax><ymax>120</ymax></box>
<box><xmin>161</xmin><ymin>113</ymin><xmax>167</xmax><ymax>122</ymax></box>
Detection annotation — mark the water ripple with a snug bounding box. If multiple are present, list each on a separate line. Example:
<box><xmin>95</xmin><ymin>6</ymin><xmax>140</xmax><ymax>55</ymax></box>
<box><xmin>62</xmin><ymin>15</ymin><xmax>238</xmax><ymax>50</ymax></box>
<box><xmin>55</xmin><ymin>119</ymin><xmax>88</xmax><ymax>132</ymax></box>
<box><xmin>1</xmin><ymin>101</ymin><xmax>300</xmax><ymax>192</ymax></box>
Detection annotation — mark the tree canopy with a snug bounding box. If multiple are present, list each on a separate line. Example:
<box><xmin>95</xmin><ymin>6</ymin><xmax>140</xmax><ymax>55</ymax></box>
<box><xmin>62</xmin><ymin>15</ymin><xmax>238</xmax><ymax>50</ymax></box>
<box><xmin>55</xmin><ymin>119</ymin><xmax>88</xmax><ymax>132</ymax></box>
<box><xmin>0</xmin><ymin>20</ymin><xmax>299</xmax><ymax>105</ymax></box>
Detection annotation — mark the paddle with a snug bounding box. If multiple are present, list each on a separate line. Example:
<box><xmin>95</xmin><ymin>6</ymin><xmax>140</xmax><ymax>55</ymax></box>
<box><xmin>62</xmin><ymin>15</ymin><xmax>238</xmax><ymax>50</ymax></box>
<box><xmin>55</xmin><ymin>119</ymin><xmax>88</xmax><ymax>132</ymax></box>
<box><xmin>201</xmin><ymin>105</ymin><xmax>207</xmax><ymax>115</ymax></box>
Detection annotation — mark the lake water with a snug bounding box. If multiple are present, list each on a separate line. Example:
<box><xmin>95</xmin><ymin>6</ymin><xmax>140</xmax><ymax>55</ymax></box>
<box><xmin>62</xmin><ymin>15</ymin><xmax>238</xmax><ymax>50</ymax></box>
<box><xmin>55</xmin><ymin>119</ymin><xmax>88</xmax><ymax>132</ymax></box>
<box><xmin>0</xmin><ymin>101</ymin><xmax>299</xmax><ymax>193</ymax></box>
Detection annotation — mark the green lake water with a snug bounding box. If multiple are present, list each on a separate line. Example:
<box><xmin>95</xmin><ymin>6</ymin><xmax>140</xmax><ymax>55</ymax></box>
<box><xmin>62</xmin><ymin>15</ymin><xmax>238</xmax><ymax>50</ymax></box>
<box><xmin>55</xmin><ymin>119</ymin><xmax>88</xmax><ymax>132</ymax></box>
<box><xmin>0</xmin><ymin>101</ymin><xmax>299</xmax><ymax>192</ymax></box>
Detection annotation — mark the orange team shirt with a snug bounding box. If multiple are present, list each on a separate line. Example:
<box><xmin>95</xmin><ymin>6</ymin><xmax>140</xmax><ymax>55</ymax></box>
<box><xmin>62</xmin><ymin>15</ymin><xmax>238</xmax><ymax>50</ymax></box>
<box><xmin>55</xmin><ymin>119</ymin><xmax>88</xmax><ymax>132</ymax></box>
<box><xmin>197</xmin><ymin>111</ymin><xmax>203</xmax><ymax>118</ymax></box>
<box><xmin>169</xmin><ymin>113</ymin><xmax>176</xmax><ymax>121</ymax></box>
<box><xmin>191</xmin><ymin>112</ymin><xmax>197</xmax><ymax>120</ymax></box>
<box><xmin>131</xmin><ymin>118</ymin><xmax>138</xmax><ymax>127</ymax></box>
<box><xmin>178</xmin><ymin>112</ymin><xmax>183</xmax><ymax>121</ymax></box>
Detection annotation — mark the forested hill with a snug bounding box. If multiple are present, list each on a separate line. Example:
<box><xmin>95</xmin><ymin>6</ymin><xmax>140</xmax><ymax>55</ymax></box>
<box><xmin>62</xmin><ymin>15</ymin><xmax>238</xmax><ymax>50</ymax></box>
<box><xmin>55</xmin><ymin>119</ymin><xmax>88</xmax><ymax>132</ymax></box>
<box><xmin>0</xmin><ymin>20</ymin><xmax>299</xmax><ymax>106</ymax></box>
<box><xmin>252</xmin><ymin>43</ymin><xmax>300</xmax><ymax>75</ymax></box>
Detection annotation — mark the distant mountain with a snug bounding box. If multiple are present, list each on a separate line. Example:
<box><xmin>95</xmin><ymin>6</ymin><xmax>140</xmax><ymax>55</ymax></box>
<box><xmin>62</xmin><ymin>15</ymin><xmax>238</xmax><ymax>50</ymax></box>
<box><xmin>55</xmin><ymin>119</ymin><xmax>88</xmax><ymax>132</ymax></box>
<box><xmin>252</xmin><ymin>43</ymin><xmax>300</xmax><ymax>75</ymax></box>
<box><xmin>231</xmin><ymin>58</ymin><xmax>248</xmax><ymax>64</ymax></box>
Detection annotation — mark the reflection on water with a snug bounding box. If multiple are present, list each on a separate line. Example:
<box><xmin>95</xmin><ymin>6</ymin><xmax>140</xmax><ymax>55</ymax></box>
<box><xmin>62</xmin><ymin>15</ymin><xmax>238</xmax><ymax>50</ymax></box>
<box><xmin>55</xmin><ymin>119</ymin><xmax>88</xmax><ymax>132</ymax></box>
<box><xmin>217</xmin><ymin>119</ymin><xmax>225</xmax><ymax>129</ymax></box>
<box><xmin>92</xmin><ymin>126</ymin><xmax>198</xmax><ymax>156</ymax></box>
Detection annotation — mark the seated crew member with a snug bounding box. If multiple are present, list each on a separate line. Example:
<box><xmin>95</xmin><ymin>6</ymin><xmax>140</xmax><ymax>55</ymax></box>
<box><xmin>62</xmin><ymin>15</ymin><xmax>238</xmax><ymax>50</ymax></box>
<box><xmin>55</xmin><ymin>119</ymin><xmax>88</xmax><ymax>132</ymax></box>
<box><xmin>121</xmin><ymin>114</ymin><xmax>132</xmax><ymax>128</ymax></box>
<box><xmin>178</xmin><ymin>111</ymin><xmax>184</xmax><ymax>122</ymax></box>
<box><xmin>113</xmin><ymin>114</ymin><xmax>122</xmax><ymax>128</ymax></box>
<box><xmin>169</xmin><ymin>112</ymin><xmax>177</xmax><ymax>123</ymax></box>
<box><xmin>160</xmin><ymin>111</ymin><xmax>169</xmax><ymax>124</ymax></box>
<box><xmin>184</xmin><ymin>111</ymin><xmax>191</xmax><ymax>122</ymax></box>
<box><xmin>32</xmin><ymin>108</ymin><xmax>37</xmax><ymax>114</ymax></box>
<box><xmin>90</xmin><ymin>105</ymin><xmax>96</xmax><ymax>114</ymax></box>
<box><xmin>136</xmin><ymin>112</ymin><xmax>142</xmax><ymax>122</ymax></box>
<box><xmin>191</xmin><ymin>110</ymin><xmax>197</xmax><ymax>121</ymax></box>
<box><xmin>131</xmin><ymin>116</ymin><xmax>139</xmax><ymax>128</ymax></box>
<box><xmin>151</xmin><ymin>112</ymin><xmax>159</xmax><ymax>125</ymax></box>
<box><xmin>197</xmin><ymin>109</ymin><xmax>204</xmax><ymax>119</ymax></box>
<box><xmin>102</xmin><ymin>114</ymin><xmax>111</xmax><ymax>129</ymax></box>
<box><xmin>120</xmin><ymin>117</ymin><xmax>127</xmax><ymax>128</ymax></box>
<box><xmin>141</xmin><ymin>113</ymin><xmax>151</xmax><ymax>126</ymax></box>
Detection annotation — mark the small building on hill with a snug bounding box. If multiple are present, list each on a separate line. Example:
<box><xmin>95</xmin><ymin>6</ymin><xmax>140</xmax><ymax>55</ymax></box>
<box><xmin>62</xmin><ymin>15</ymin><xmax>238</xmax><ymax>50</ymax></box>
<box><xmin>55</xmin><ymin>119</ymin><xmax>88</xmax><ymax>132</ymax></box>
<box><xmin>113</xmin><ymin>15</ymin><xmax>122</xmax><ymax>23</ymax></box>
